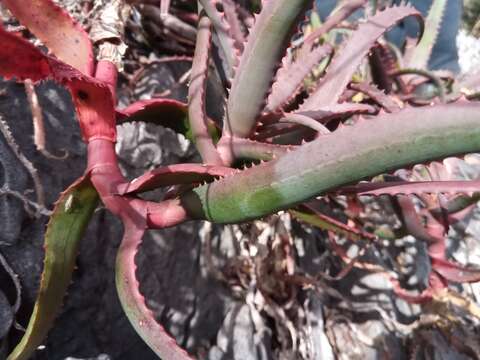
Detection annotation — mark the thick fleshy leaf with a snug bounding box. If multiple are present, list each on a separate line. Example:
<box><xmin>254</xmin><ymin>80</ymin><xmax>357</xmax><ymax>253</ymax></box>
<box><xmin>3</xmin><ymin>0</ymin><xmax>94</xmax><ymax>75</ymax></box>
<box><xmin>300</xmin><ymin>4</ymin><xmax>423</xmax><ymax>110</ymax></box>
<box><xmin>0</xmin><ymin>26</ymin><xmax>115</xmax><ymax>142</ymax></box>
<box><xmin>181</xmin><ymin>102</ymin><xmax>480</xmax><ymax>223</ymax></box>
<box><xmin>189</xmin><ymin>12</ymin><xmax>223</xmax><ymax>164</ymax></box>
<box><xmin>68</xmin><ymin>78</ymin><xmax>116</xmax><ymax>142</ymax></box>
<box><xmin>117</xmin><ymin>163</ymin><xmax>235</xmax><ymax>195</ymax></box>
<box><xmin>116</xmin><ymin>98</ymin><xmax>187</xmax><ymax>124</ymax></box>
<box><xmin>253</xmin><ymin>103</ymin><xmax>375</xmax><ymax>141</ymax></box>
<box><xmin>116</xmin><ymin>99</ymin><xmax>220</xmax><ymax>143</ymax></box>
<box><xmin>225</xmin><ymin>0</ymin><xmax>310</xmax><ymax>137</ymax></box>
<box><xmin>278</xmin><ymin>113</ymin><xmax>330</xmax><ymax>134</ymax></box>
<box><xmin>85</xmin><ymin>139</ymin><xmax>191</xmax><ymax>357</ymax></box>
<box><xmin>7</xmin><ymin>176</ymin><xmax>98</xmax><ymax>360</ymax></box>
<box><xmin>115</xmin><ymin>200</ymin><xmax>193</xmax><ymax>359</ymax></box>
<box><xmin>0</xmin><ymin>25</ymin><xmax>75</xmax><ymax>83</ymax></box>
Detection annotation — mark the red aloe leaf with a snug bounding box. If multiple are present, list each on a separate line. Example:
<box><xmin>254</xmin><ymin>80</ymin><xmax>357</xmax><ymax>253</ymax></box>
<box><xmin>0</xmin><ymin>25</ymin><xmax>115</xmax><ymax>142</ymax></box>
<box><xmin>116</xmin><ymin>98</ymin><xmax>187</xmax><ymax>123</ymax></box>
<box><xmin>3</xmin><ymin>0</ymin><xmax>94</xmax><ymax>75</ymax></box>
<box><xmin>432</xmin><ymin>257</ymin><xmax>480</xmax><ymax>284</ymax></box>
<box><xmin>300</xmin><ymin>4</ymin><xmax>423</xmax><ymax>110</ymax></box>
<box><xmin>0</xmin><ymin>25</ymin><xmax>83</xmax><ymax>83</ymax></box>
<box><xmin>253</xmin><ymin>102</ymin><xmax>375</xmax><ymax>141</ymax></box>
<box><xmin>87</xmin><ymin>139</ymin><xmax>191</xmax><ymax>356</ymax></box>
<box><xmin>0</xmin><ymin>25</ymin><xmax>52</xmax><ymax>82</ymax></box>
<box><xmin>116</xmin><ymin>98</ymin><xmax>220</xmax><ymax>142</ymax></box>
<box><xmin>115</xmin><ymin>201</ymin><xmax>193</xmax><ymax>359</ymax></box>
<box><xmin>266</xmin><ymin>44</ymin><xmax>333</xmax><ymax>113</ymax></box>
<box><xmin>189</xmin><ymin>12</ymin><xmax>223</xmax><ymax>164</ymax></box>
<box><xmin>117</xmin><ymin>163</ymin><xmax>235</xmax><ymax>195</ymax></box>
<box><xmin>0</xmin><ymin>25</ymin><xmax>88</xmax><ymax>83</ymax></box>
<box><xmin>251</xmin><ymin>122</ymin><xmax>312</xmax><ymax>142</ymax></box>
<box><xmin>68</xmin><ymin>78</ymin><xmax>116</xmax><ymax>142</ymax></box>
<box><xmin>339</xmin><ymin>180</ymin><xmax>480</xmax><ymax>197</ymax></box>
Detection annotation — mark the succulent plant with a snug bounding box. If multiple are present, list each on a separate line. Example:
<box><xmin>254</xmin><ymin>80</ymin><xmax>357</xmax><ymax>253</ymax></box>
<box><xmin>1</xmin><ymin>0</ymin><xmax>480</xmax><ymax>359</ymax></box>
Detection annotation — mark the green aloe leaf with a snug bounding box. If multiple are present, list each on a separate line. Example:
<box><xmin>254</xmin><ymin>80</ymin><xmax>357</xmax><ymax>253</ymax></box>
<box><xmin>8</xmin><ymin>176</ymin><xmax>98</xmax><ymax>360</ymax></box>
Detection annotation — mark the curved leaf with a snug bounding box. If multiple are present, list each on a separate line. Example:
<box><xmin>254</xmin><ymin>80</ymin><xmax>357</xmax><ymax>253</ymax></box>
<box><xmin>0</xmin><ymin>25</ymin><xmax>115</xmax><ymax>142</ymax></box>
<box><xmin>189</xmin><ymin>12</ymin><xmax>223</xmax><ymax>164</ymax></box>
<box><xmin>0</xmin><ymin>25</ymin><xmax>72</xmax><ymax>83</ymax></box>
<box><xmin>225</xmin><ymin>0</ymin><xmax>310</xmax><ymax>137</ymax></box>
<box><xmin>301</xmin><ymin>4</ymin><xmax>423</xmax><ymax>110</ymax></box>
<box><xmin>117</xmin><ymin>163</ymin><xmax>235</xmax><ymax>195</ymax></box>
<box><xmin>339</xmin><ymin>179</ymin><xmax>480</xmax><ymax>197</ymax></box>
<box><xmin>432</xmin><ymin>257</ymin><xmax>480</xmax><ymax>283</ymax></box>
<box><xmin>115</xmin><ymin>201</ymin><xmax>193</xmax><ymax>359</ymax></box>
<box><xmin>182</xmin><ymin>102</ymin><xmax>480</xmax><ymax>223</ymax></box>
<box><xmin>7</xmin><ymin>176</ymin><xmax>98</xmax><ymax>360</ymax></box>
<box><xmin>116</xmin><ymin>99</ymin><xmax>220</xmax><ymax>143</ymax></box>
<box><xmin>2</xmin><ymin>0</ymin><xmax>94</xmax><ymax>75</ymax></box>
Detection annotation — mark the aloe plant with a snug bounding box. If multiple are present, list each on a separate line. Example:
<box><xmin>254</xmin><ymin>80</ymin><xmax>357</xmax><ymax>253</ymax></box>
<box><xmin>1</xmin><ymin>0</ymin><xmax>480</xmax><ymax>359</ymax></box>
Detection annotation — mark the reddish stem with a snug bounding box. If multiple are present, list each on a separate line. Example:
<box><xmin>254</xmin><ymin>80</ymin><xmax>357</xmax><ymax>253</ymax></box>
<box><xmin>95</xmin><ymin>60</ymin><xmax>118</xmax><ymax>99</ymax></box>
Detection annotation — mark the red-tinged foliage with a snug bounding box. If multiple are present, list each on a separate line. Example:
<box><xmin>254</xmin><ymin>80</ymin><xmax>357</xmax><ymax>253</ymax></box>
<box><xmin>0</xmin><ymin>25</ymin><xmax>54</xmax><ymax>82</ymax></box>
<box><xmin>116</xmin><ymin>98</ymin><xmax>187</xmax><ymax>122</ymax></box>
<box><xmin>0</xmin><ymin>25</ymin><xmax>116</xmax><ymax>142</ymax></box>
<box><xmin>340</xmin><ymin>179</ymin><xmax>480</xmax><ymax>197</ymax></box>
<box><xmin>2</xmin><ymin>0</ymin><xmax>94</xmax><ymax>75</ymax></box>
<box><xmin>68</xmin><ymin>77</ymin><xmax>116</xmax><ymax>142</ymax></box>
<box><xmin>117</xmin><ymin>163</ymin><xmax>235</xmax><ymax>195</ymax></box>
<box><xmin>2</xmin><ymin>0</ymin><xmax>480</xmax><ymax>358</ymax></box>
<box><xmin>431</xmin><ymin>257</ymin><xmax>480</xmax><ymax>284</ymax></box>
